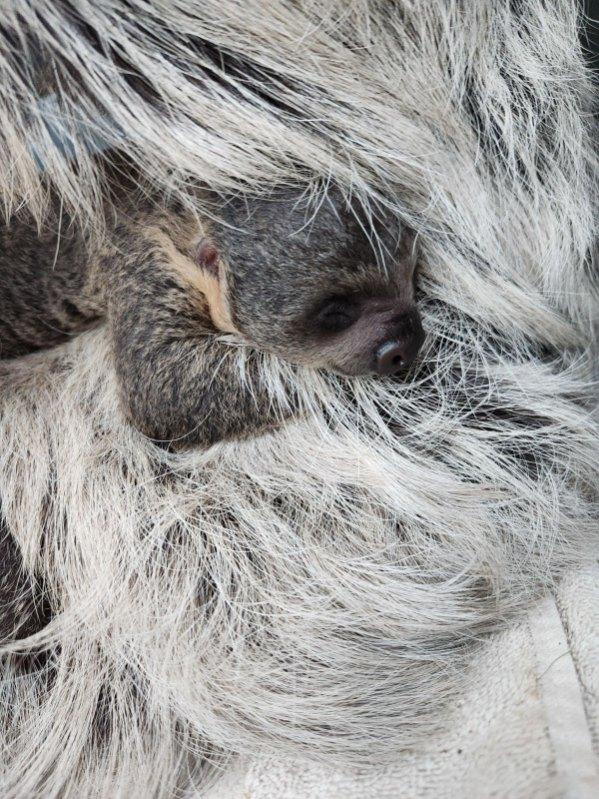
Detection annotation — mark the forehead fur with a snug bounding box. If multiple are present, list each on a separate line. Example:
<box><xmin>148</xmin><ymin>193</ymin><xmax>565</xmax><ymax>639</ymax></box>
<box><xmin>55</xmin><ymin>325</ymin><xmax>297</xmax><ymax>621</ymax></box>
<box><xmin>212</xmin><ymin>188</ymin><xmax>396</xmax><ymax>285</ymax></box>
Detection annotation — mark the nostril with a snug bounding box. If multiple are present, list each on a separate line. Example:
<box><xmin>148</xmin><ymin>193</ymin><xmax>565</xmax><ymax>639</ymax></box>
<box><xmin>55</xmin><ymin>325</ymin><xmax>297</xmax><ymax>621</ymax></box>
<box><xmin>376</xmin><ymin>341</ymin><xmax>408</xmax><ymax>375</ymax></box>
<box><xmin>375</xmin><ymin>318</ymin><xmax>424</xmax><ymax>375</ymax></box>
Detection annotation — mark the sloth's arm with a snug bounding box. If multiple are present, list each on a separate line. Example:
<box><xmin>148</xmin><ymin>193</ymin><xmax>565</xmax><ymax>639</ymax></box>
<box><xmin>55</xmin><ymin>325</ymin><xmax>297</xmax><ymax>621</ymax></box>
<box><xmin>0</xmin><ymin>214</ymin><xmax>100</xmax><ymax>359</ymax></box>
<box><xmin>107</xmin><ymin>227</ymin><xmax>297</xmax><ymax>449</ymax></box>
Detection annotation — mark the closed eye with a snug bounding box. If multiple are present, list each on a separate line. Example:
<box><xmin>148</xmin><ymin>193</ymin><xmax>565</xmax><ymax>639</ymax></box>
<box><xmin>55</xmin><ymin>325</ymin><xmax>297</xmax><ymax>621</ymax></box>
<box><xmin>313</xmin><ymin>297</ymin><xmax>360</xmax><ymax>333</ymax></box>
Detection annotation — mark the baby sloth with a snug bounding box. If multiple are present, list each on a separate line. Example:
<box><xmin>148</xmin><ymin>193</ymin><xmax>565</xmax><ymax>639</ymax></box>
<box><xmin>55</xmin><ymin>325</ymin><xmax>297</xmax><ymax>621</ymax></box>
<box><xmin>0</xmin><ymin>189</ymin><xmax>424</xmax><ymax>448</ymax></box>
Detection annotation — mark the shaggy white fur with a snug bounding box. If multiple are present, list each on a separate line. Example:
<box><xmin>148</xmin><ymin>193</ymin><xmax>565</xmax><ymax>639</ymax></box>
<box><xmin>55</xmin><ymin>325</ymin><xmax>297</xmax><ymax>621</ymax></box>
<box><xmin>0</xmin><ymin>1</ymin><xmax>597</xmax><ymax>797</ymax></box>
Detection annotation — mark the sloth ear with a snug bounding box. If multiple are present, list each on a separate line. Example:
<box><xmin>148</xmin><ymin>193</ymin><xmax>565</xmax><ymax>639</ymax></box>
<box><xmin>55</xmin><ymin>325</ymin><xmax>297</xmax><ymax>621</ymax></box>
<box><xmin>195</xmin><ymin>238</ymin><xmax>220</xmax><ymax>277</ymax></box>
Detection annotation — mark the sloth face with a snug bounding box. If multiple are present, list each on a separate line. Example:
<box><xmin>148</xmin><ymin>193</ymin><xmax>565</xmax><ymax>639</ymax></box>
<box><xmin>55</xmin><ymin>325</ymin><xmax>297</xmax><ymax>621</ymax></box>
<box><xmin>197</xmin><ymin>189</ymin><xmax>424</xmax><ymax>376</ymax></box>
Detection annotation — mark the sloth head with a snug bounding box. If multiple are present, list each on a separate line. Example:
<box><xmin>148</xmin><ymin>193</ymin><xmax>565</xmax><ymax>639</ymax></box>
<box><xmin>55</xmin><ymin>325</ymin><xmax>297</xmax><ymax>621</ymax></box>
<box><xmin>192</xmin><ymin>189</ymin><xmax>424</xmax><ymax>377</ymax></box>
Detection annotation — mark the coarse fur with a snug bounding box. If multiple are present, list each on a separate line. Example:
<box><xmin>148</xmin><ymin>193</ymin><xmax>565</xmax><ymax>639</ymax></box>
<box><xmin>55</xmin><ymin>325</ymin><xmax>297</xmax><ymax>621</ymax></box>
<box><xmin>0</xmin><ymin>1</ymin><xmax>597</xmax><ymax>797</ymax></box>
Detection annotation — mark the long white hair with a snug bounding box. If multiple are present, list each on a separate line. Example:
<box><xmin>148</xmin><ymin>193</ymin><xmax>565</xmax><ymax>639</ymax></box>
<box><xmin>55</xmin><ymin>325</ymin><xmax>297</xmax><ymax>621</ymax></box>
<box><xmin>0</xmin><ymin>1</ymin><xmax>597</xmax><ymax>796</ymax></box>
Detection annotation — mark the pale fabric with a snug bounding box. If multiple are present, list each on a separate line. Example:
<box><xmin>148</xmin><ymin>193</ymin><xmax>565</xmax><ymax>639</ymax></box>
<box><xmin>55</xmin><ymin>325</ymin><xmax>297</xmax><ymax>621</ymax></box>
<box><xmin>206</xmin><ymin>567</ymin><xmax>599</xmax><ymax>799</ymax></box>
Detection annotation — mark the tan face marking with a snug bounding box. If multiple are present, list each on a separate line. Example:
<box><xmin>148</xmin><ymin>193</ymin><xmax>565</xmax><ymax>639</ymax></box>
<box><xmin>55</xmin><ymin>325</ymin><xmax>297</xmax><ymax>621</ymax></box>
<box><xmin>149</xmin><ymin>229</ymin><xmax>238</xmax><ymax>335</ymax></box>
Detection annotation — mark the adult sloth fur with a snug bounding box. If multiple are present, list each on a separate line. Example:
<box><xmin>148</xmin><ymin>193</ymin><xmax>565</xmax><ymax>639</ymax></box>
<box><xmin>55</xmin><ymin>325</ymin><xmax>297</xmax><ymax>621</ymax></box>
<box><xmin>0</xmin><ymin>1</ymin><xmax>598</xmax><ymax>797</ymax></box>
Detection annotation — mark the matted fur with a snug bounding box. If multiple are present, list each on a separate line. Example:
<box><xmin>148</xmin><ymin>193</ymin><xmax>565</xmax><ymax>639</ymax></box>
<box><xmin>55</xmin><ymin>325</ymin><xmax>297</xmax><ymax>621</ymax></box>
<box><xmin>0</xmin><ymin>1</ymin><xmax>598</xmax><ymax>797</ymax></box>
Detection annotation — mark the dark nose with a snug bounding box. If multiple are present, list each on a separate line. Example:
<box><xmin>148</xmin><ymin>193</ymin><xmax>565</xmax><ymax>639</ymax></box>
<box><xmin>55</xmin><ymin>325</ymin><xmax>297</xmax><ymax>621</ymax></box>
<box><xmin>375</xmin><ymin>314</ymin><xmax>424</xmax><ymax>375</ymax></box>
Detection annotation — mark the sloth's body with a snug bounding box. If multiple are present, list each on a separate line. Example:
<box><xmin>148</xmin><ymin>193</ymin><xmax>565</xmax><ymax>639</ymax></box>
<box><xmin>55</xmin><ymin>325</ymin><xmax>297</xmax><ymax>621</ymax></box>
<box><xmin>0</xmin><ymin>188</ymin><xmax>423</xmax><ymax>448</ymax></box>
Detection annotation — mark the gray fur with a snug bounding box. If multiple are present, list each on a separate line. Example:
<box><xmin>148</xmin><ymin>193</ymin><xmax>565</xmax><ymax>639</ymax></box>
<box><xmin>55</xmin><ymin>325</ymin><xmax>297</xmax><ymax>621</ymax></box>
<box><xmin>0</xmin><ymin>1</ymin><xmax>597</xmax><ymax>797</ymax></box>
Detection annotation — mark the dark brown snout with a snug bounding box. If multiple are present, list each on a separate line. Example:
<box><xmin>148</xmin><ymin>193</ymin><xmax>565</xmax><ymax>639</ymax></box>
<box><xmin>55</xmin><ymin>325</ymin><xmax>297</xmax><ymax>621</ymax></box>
<box><xmin>315</xmin><ymin>298</ymin><xmax>425</xmax><ymax>377</ymax></box>
<box><xmin>374</xmin><ymin>310</ymin><xmax>424</xmax><ymax>375</ymax></box>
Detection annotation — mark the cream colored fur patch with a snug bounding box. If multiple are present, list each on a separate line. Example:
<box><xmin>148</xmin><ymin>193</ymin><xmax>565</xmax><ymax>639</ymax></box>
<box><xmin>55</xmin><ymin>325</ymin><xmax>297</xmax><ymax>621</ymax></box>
<box><xmin>149</xmin><ymin>228</ymin><xmax>238</xmax><ymax>334</ymax></box>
